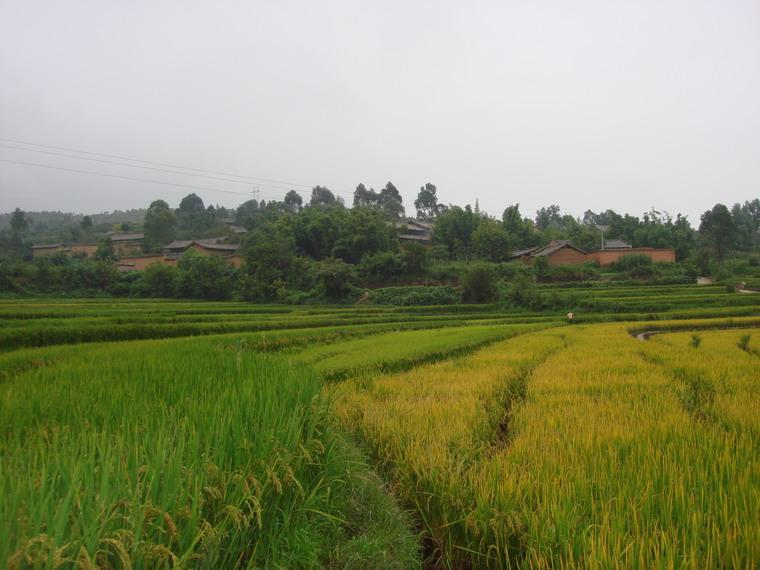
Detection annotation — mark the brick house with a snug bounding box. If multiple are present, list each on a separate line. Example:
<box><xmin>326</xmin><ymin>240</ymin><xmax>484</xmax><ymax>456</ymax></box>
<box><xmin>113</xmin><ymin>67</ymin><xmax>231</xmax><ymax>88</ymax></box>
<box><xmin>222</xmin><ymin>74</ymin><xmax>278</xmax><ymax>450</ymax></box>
<box><xmin>509</xmin><ymin>240</ymin><xmax>589</xmax><ymax>267</ymax></box>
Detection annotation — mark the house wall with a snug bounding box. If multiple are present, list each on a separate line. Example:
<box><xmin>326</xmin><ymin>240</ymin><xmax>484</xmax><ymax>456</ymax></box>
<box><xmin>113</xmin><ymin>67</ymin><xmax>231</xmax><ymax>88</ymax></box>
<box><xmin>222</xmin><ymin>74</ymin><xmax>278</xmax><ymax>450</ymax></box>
<box><xmin>69</xmin><ymin>244</ymin><xmax>99</xmax><ymax>257</ymax></box>
<box><xmin>118</xmin><ymin>255</ymin><xmax>169</xmax><ymax>271</ymax></box>
<box><xmin>546</xmin><ymin>247</ymin><xmax>588</xmax><ymax>267</ymax></box>
<box><xmin>589</xmin><ymin>248</ymin><xmax>675</xmax><ymax>266</ymax></box>
<box><xmin>226</xmin><ymin>254</ymin><xmax>243</xmax><ymax>268</ymax></box>
<box><xmin>32</xmin><ymin>246</ymin><xmax>65</xmax><ymax>258</ymax></box>
<box><xmin>113</xmin><ymin>242</ymin><xmax>143</xmax><ymax>256</ymax></box>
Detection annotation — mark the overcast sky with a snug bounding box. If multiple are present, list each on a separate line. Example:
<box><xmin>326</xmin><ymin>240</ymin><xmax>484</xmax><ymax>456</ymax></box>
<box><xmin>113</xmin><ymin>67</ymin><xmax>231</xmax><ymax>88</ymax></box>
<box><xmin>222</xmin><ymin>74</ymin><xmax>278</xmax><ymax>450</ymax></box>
<box><xmin>1</xmin><ymin>0</ymin><xmax>759</xmax><ymax>223</ymax></box>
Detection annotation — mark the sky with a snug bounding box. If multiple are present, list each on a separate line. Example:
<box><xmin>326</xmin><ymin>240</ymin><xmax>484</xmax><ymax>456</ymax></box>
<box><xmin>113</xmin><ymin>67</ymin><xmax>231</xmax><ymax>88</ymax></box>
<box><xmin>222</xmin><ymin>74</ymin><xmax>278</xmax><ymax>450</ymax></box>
<box><xmin>1</xmin><ymin>0</ymin><xmax>759</xmax><ymax>224</ymax></box>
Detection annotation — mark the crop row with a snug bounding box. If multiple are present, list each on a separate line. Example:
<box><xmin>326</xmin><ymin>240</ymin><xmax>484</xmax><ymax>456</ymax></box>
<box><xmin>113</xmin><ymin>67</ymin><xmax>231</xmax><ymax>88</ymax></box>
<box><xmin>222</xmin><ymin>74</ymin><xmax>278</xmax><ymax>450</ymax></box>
<box><xmin>332</xmin><ymin>320</ymin><xmax>760</xmax><ymax>567</ymax></box>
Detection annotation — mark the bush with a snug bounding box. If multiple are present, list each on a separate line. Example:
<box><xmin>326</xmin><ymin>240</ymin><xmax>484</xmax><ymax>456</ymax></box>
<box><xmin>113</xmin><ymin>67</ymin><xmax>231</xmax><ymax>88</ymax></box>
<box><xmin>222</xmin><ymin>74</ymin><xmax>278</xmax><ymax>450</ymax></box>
<box><xmin>401</xmin><ymin>243</ymin><xmax>429</xmax><ymax>276</ymax></box>
<box><xmin>310</xmin><ymin>257</ymin><xmax>357</xmax><ymax>301</ymax></box>
<box><xmin>359</xmin><ymin>252</ymin><xmax>406</xmax><ymax>283</ymax></box>
<box><xmin>142</xmin><ymin>262</ymin><xmax>178</xmax><ymax>298</ymax></box>
<box><xmin>613</xmin><ymin>254</ymin><xmax>653</xmax><ymax>271</ymax></box>
<box><xmin>370</xmin><ymin>285</ymin><xmax>460</xmax><ymax>306</ymax></box>
<box><xmin>499</xmin><ymin>275</ymin><xmax>540</xmax><ymax>309</ymax></box>
<box><xmin>175</xmin><ymin>251</ymin><xmax>234</xmax><ymax>300</ymax></box>
<box><xmin>460</xmin><ymin>263</ymin><xmax>498</xmax><ymax>303</ymax></box>
<box><xmin>494</xmin><ymin>261</ymin><xmax>532</xmax><ymax>280</ymax></box>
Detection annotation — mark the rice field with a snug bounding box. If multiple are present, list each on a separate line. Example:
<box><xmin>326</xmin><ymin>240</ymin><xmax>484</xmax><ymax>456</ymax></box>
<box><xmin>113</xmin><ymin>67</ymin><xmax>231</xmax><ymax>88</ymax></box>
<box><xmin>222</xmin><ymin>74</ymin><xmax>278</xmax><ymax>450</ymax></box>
<box><xmin>1</xmin><ymin>284</ymin><xmax>758</xmax><ymax>567</ymax></box>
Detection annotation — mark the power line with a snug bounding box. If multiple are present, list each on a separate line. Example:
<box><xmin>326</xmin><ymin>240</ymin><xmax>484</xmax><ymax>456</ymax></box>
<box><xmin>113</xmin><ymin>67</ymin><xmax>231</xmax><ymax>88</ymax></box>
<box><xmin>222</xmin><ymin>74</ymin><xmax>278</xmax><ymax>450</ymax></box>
<box><xmin>0</xmin><ymin>143</ymin><xmax>301</xmax><ymax>194</ymax></box>
<box><xmin>0</xmin><ymin>158</ymin><xmax>284</xmax><ymax>199</ymax></box>
<box><xmin>0</xmin><ymin>136</ymin><xmax>356</xmax><ymax>196</ymax></box>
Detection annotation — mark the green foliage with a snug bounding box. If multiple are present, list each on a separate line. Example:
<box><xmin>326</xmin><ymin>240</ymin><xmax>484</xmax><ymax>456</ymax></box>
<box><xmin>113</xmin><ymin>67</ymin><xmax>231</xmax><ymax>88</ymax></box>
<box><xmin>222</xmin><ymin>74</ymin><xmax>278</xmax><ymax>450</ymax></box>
<box><xmin>699</xmin><ymin>203</ymin><xmax>736</xmax><ymax>263</ymax></box>
<box><xmin>377</xmin><ymin>181</ymin><xmax>405</xmax><ymax>220</ymax></box>
<box><xmin>415</xmin><ymin>182</ymin><xmax>445</xmax><ymax>220</ymax></box>
<box><xmin>471</xmin><ymin>218</ymin><xmax>512</xmax><ymax>262</ymax></box>
<box><xmin>460</xmin><ymin>263</ymin><xmax>498</xmax><ymax>303</ymax></box>
<box><xmin>141</xmin><ymin>262</ymin><xmax>178</xmax><ymax>298</ymax></box>
<box><xmin>358</xmin><ymin>252</ymin><xmax>406</xmax><ymax>283</ymax></box>
<box><xmin>143</xmin><ymin>199</ymin><xmax>176</xmax><ymax>249</ymax></box>
<box><xmin>401</xmin><ymin>243</ymin><xmax>429</xmax><ymax>275</ymax></box>
<box><xmin>690</xmin><ymin>334</ymin><xmax>702</xmax><ymax>348</ymax></box>
<box><xmin>94</xmin><ymin>237</ymin><xmax>116</xmax><ymax>262</ymax></box>
<box><xmin>175</xmin><ymin>193</ymin><xmax>212</xmax><ymax>236</ymax></box>
<box><xmin>242</xmin><ymin>220</ymin><xmax>305</xmax><ymax>301</ymax></box>
<box><xmin>0</xmin><ymin>339</ymin><xmax>419</xmax><ymax>567</ymax></box>
<box><xmin>310</xmin><ymin>257</ymin><xmax>357</xmax><ymax>301</ymax></box>
<box><xmin>370</xmin><ymin>285</ymin><xmax>461</xmax><ymax>306</ymax></box>
<box><xmin>175</xmin><ymin>251</ymin><xmax>233</xmax><ymax>300</ymax></box>
<box><xmin>433</xmin><ymin>205</ymin><xmax>479</xmax><ymax>260</ymax></box>
<box><xmin>614</xmin><ymin>254</ymin><xmax>654</xmax><ymax>271</ymax></box>
<box><xmin>310</xmin><ymin>186</ymin><xmax>342</xmax><ymax>208</ymax></box>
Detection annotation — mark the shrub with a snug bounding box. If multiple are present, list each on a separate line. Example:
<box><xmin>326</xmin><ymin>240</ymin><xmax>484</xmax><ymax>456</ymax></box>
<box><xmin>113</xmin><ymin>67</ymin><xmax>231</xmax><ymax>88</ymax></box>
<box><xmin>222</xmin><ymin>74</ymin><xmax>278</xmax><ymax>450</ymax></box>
<box><xmin>310</xmin><ymin>257</ymin><xmax>357</xmax><ymax>301</ymax></box>
<box><xmin>359</xmin><ymin>252</ymin><xmax>406</xmax><ymax>283</ymax></box>
<box><xmin>499</xmin><ymin>275</ymin><xmax>540</xmax><ymax>309</ymax></box>
<box><xmin>690</xmin><ymin>334</ymin><xmax>702</xmax><ymax>348</ymax></box>
<box><xmin>614</xmin><ymin>254</ymin><xmax>653</xmax><ymax>271</ymax></box>
<box><xmin>401</xmin><ymin>243</ymin><xmax>429</xmax><ymax>276</ymax></box>
<box><xmin>142</xmin><ymin>262</ymin><xmax>178</xmax><ymax>298</ymax></box>
<box><xmin>175</xmin><ymin>251</ymin><xmax>234</xmax><ymax>300</ymax></box>
<box><xmin>370</xmin><ymin>285</ymin><xmax>460</xmax><ymax>306</ymax></box>
<box><xmin>460</xmin><ymin>263</ymin><xmax>498</xmax><ymax>303</ymax></box>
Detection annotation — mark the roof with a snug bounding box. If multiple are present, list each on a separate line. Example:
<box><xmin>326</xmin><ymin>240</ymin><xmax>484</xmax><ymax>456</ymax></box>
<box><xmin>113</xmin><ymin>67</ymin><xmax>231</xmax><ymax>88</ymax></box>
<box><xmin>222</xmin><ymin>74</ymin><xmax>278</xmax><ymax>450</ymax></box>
<box><xmin>104</xmin><ymin>232</ymin><xmax>144</xmax><ymax>241</ymax></box>
<box><xmin>164</xmin><ymin>239</ymin><xmax>240</xmax><ymax>252</ymax></box>
<box><xmin>399</xmin><ymin>233</ymin><xmax>432</xmax><ymax>242</ymax></box>
<box><xmin>508</xmin><ymin>246</ymin><xmax>541</xmax><ymax>259</ymax></box>
<box><xmin>532</xmin><ymin>240</ymin><xmax>588</xmax><ymax>257</ymax></box>
<box><xmin>31</xmin><ymin>243</ymin><xmax>63</xmax><ymax>249</ymax></box>
<box><xmin>603</xmin><ymin>239</ymin><xmax>632</xmax><ymax>250</ymax></box>
<box><xmin>509</xmin><ymin>240</ymin><xmax>587</xmax><ymax>259</ymax></box>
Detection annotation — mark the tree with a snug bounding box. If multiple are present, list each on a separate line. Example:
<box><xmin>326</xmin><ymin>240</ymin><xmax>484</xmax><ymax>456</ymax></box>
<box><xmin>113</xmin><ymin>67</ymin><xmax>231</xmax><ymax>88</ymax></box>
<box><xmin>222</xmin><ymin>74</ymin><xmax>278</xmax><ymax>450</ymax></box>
<box><xmin>415</xmin><ymin>183</ymin><xmax>444</xmax><ymax>220</ymax></box>
<box><xmin>502</xmin><ymin>204</ymin><xmax>534</xmax><ymax>246</ymax></box>
<box><xmin>142</xmin><ymin>262</ymin><xmax>177</xmax><ymax>297</ymax></box>
<box><xmin>292</xmin><ymin>206</ymin><xmax>346</xmax><ymax>259</ymax></box>
<box><xmin>472</xmin><ymin>218</ymin><xmax>512</xmax><ymax>262</ymax></box>
<box><xmin>10</xmin><ymin>208</ymin><xmax>28</xmax><ymax>235</ymax></box>
<box><xmin>378</xmin><ymin>182</ymin><xmax>405</xmax><ymax>219</ymax></box>
<box><xmin>699</xmin><ymin>203</ymin><xmax>736</xmax><ymax>263</ymax></box>
<box><xmin>433</xmin><ymin>205</ymin><xmax>479</xmax><ymax>259</ymax></box>
<box><xmin>242</xmin><ymin>220</ymin><xmax>303</xmax><ymax>300</ymax></box>
<box><xmin>732</xmin><ymin>199</ymin><xmax>760</xmax><ymax>251</ymax></box>
<box><xmin>283</xmin><ymin>190</ymin><xmax>303</xmax><ymax>213</ymax></box>
<box><xmin>310</xmin><ymin>186</ymin><xmax>342</xmax><ymax>208</ymax></box>
<box><xmin>460</xmin><ymin>263</ymin><xmax>498</xmax><ymax>303</ymax></box>
<box><xmin>353</xmin><ymin>183</ymin><xmax>380</xmax><ymax>209</ymax></box>
<box><xmin>534</xmin><ymin>205</ymin><xmax>562</xmax><ymax>230</ymax></box>
<box><xmin>176</xmin><ymin>193</ymin><xmax>211</xmax><ymax>235</ymax></box>
<box><xmin>80</xmin><ymin>216</ymin><xmax>93</xmax><ymax>232</ymax></box>
<box><xmin>331</xmin><ymin>208</ymin><xmax>398</xmax><ymax>263</ymax></box>
<box><xmin>175</xmin><ymin>250</ymin><xmax>233</xmax><ymax>300</ymax></box>
<box><xmin>144</xmin><ymin>200</ymin><xmax>176</xmax><ymax>250</ymax></box>
<box><xmin>310</xmin><ymin>257</ymin><xmax>356</xmax><ymax>300</ymax></box>
<box><xmin>94</xmin><ymin>238</ymin><xmax>116</xmax><ymax>262</ymax></box>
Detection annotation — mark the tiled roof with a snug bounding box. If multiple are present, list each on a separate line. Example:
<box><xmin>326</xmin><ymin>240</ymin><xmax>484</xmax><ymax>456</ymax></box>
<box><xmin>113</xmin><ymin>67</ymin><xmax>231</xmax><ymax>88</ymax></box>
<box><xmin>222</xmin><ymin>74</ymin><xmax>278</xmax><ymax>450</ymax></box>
<box><xmin>603</xmin><ymin>239</ymin><xmax>632</xmax><ymax>249</ymax></box>
<box><xmin>105</xmin><ymin>232</ymin><xmax>144</xmax><ymax>241</ymax></box>
<box><xmin>164</xmin><ymin>239</ymin><xmax>240</xmax><ymax>252</ymax></box>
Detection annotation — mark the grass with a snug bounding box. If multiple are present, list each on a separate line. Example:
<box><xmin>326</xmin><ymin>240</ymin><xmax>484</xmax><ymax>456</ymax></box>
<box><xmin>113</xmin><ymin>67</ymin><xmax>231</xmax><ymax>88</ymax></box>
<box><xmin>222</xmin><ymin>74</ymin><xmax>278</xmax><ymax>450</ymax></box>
<box><xmin>334</xmin><ymin>322</ymin><xmax>760</xmax><ymax>567</ymax></box>
<box><xmin>0</xmin><ymin>337</ymin><xmax>419</xmax><ymax>568</ymax></box>
<box><xmin>2</xmin><ymin>287</ymin><xmax>759</xmax><ymax>568</ymax></box>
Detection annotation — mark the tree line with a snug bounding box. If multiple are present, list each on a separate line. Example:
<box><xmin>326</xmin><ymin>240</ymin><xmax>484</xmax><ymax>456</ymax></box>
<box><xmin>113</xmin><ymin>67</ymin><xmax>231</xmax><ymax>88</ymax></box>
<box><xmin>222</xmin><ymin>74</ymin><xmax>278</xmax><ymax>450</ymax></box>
<box><xmin>1</xmin><ymin>181</ymin><xmax>758</xmax><ymax>301</ymax></box>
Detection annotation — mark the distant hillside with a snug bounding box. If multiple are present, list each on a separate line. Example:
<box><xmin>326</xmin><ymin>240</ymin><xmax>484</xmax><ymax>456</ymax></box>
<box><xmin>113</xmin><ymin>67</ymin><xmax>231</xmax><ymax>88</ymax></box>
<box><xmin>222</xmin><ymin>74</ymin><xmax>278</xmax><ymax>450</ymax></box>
<box><xmin>0</xmin><ymin>209</ymin><xmax>146</xmax><ymax>231</ymax></box>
